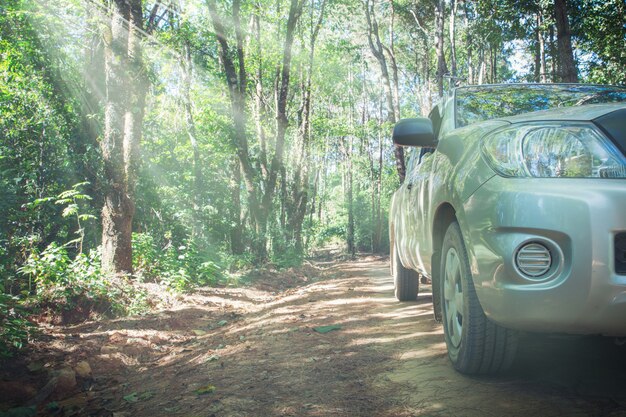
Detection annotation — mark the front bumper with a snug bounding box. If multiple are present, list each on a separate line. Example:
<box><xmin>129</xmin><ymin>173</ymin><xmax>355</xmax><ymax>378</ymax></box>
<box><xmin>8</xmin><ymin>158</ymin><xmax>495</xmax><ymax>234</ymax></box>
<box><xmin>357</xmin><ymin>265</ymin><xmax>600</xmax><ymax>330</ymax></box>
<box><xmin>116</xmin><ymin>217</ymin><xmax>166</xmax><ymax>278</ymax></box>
<box><xmin>463</xmin><ymin>177</ymin><xmax>626</xmax><ymax>336</ymax></box>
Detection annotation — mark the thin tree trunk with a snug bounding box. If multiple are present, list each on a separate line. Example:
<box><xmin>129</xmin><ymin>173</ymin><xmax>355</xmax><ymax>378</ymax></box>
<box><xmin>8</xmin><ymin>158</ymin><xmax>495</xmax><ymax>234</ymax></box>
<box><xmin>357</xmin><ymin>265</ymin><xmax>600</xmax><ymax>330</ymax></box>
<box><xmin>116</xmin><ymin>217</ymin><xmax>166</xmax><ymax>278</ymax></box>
<box><xmin>435</xmin><ymin>0</ymin><xmax>447</xmax><ymax>97</ymax></box>
<box><xmin>478</xmin><ymin>47</ymin><xmax>485</xmax><ymax>85</ymax></box>
<box><xmin>342</xmin><ymin>137</ymin><xmax>355</xmax><ymax>257</ymax></box>
<box><xmin>181</xmin><ymin>40</ymin><xmax>202</xmax><ymax>237</ymax></box>
<box><xmin>230</xmin><ymin>158</ymin><xmax>244</xmax><ymax>254</ymax></box>
<box><xmin>549</xmin><ymin>25</ymin><xmax>557</xmax><ymax>81</ymax></box>
<box><xmin>537</xmin><ymin>11</ymin><xmax>547</xmax><ymax>83</ymax></box>
<box><xmin>464</xmin><ymin>3</ymin><xmax>473</xmax><ymax>85</ymax></box>
<box><xmin>449</xmin><ymin>0</ymin><xmax>457</xmax><ymax>78</ymax></box>
<box><xmin>375</xmin><ymin>128</ymin><xmax>383</xmax><ymax>252</ymax></box>
<box><xmin>534</xmin><ymin>24</ymin><xmax>541</xmax><ymax>82</ymax></box>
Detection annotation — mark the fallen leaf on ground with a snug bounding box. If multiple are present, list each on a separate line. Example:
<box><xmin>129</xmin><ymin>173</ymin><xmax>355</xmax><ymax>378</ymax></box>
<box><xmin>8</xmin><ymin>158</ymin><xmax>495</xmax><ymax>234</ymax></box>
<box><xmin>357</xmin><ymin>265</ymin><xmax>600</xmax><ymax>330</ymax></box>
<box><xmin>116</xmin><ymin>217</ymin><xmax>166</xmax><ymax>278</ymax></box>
<box><xmin>123</xmin><ymin>392</ymin><xmax>138</xmax><ymax>403</ymax></box>
<box><xmin>313</xmin><ymin>325</ymin><xmax>342</xmax><ymax>333</ymax></box>
<box><xmin>0</xmin><ymin>406</ymin><xmax>37</xmax><ymax>417</ymax></box>
<box><xmin>45</xmin><ymin>402</ymin><xmax>59</xmax><ymax>411</ymax></box>
<box><xmin>195</xmin><ymin>385</ymin><xmax>216</xmax><ymax>395</ymax></box>
<box><xmin>192</xmin><ymin>329</ymin><xmax>207</xmax><ymax>336</ymax></box>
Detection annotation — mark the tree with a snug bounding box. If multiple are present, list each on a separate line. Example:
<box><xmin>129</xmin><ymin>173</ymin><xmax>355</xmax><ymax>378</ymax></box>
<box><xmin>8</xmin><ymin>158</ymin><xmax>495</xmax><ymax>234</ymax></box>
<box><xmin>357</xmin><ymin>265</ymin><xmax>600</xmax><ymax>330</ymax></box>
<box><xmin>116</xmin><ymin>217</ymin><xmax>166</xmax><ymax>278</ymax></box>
<box><xmin>364</xmin><ymin>0</ymin><xmax>406</xmax><ymax>183</ymax></box>
<box><xmin>554</xmin><ymin>0</ymin><xmax>577</xmax><ymax>82</ymax></box>
<box><xmin>571</xmin><ymin>0</ymin><xmax>625</xmax><ymax>84</ymax></box>
<box><xmin>100</xmin><ymin>0</ymin><xmax>147</xmax><ymax>274</ymax></box>
<box><xmin>208</xmin><ymin>0</ymin><xmax>305</xmax><ymax>260</ymax></box>
<box><xmin>434</xmin><ymin>0</ymin><xmax>447</xmax><ymax>95</ymax></box>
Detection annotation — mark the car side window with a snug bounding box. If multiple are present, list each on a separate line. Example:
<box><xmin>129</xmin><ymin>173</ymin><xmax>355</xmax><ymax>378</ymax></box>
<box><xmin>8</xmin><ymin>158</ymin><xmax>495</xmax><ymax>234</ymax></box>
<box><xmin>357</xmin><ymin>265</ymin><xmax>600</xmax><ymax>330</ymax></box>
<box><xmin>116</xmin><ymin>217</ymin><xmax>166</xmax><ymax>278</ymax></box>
<box><xmin>428</xmin><ymin>105</ymin><xmax>443</xmax><ymax>139</ymax></box>
<box><xmin>417</xmin><ymin>105</ymin><xmax>441</xmax><ymax>163</ymax></box>
<box><xmin>405</xmin><ymin>147</ymin><xmax>418</xmax><ymax>175</ymax></box>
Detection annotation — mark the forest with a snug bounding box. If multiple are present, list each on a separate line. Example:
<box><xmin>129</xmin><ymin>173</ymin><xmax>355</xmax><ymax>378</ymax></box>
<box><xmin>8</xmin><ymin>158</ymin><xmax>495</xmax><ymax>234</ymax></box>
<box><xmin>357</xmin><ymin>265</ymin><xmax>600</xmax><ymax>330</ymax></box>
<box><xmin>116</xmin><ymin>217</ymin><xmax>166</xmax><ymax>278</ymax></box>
<box><xmin>0</xmin><ymin>0</ymin><xmax>624</xmax><ymax>358</ymax></box>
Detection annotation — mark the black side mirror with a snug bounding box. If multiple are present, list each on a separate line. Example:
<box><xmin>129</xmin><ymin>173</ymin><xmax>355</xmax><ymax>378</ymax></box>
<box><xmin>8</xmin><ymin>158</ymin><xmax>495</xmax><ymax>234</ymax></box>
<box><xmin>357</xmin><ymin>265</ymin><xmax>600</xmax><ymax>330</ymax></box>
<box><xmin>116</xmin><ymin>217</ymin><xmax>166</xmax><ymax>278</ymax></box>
<box><xmin>392</xmin><ymin>118</ymin><xmax>437</xmax><ymax>147</ymax></box>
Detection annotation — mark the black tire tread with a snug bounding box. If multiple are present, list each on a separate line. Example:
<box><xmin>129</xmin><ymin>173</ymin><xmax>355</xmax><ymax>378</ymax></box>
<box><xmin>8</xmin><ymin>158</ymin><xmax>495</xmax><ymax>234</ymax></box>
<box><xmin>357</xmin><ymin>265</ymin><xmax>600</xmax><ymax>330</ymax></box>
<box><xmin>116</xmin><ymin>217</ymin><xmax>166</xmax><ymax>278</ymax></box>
<box><xmin>442</xmin><ymin>222</ymin><xmax>518</xmax><ymax>375</ymax></box>
<box><xmin>393</xmin><ymin>245</ymin><xmax>419</xmax><ymax>302</ymax></box>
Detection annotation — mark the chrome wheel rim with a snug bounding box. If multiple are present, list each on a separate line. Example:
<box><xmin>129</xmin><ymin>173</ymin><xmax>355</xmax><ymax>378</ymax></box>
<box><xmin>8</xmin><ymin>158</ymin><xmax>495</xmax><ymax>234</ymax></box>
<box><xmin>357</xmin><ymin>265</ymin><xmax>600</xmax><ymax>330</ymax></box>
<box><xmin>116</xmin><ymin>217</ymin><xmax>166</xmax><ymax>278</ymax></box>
<box><xmin>444</xmin><ymin>247</ymin><xmax>463</xmax><ymax>348</ymax></box>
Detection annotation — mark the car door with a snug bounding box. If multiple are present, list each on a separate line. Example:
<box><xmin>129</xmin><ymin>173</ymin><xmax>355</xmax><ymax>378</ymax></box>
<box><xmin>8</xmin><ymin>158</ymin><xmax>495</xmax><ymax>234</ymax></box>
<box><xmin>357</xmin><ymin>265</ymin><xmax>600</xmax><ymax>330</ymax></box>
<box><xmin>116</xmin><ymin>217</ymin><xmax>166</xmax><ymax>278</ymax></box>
<box><xmin>394</xmin><ymin>147</ymin><xmax>418</xmax><ymax>267</ymax></box>
<box><xmin>404</xmin><ymin>149</ymin><xmax>435</xmax><ymax>274</ymax></box>
<box><xmin>404</xmin><ymin>104</ymin><xmax>444</xmax><ymax>274</ymax></box>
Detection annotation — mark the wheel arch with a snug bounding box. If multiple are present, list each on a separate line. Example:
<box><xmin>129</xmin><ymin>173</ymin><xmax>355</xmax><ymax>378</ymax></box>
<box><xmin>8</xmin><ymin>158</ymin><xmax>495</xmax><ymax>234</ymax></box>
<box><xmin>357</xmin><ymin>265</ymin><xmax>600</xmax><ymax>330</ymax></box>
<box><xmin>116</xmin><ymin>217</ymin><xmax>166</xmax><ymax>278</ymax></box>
<box><xmin>430</xmin><ymin>202</ymin><xmax>457</xmax><ymax>322</ymax></box>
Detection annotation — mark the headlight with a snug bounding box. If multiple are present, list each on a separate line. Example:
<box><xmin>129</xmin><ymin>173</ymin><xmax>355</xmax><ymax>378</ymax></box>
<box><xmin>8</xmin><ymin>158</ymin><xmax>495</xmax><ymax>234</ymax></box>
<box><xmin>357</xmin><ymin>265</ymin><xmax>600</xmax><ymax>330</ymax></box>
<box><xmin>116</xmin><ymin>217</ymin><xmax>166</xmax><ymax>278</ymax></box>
<box><xmin>481</xmin><ymin>123</ymin><xmax>626</xmax><ymax>178</ymax></box>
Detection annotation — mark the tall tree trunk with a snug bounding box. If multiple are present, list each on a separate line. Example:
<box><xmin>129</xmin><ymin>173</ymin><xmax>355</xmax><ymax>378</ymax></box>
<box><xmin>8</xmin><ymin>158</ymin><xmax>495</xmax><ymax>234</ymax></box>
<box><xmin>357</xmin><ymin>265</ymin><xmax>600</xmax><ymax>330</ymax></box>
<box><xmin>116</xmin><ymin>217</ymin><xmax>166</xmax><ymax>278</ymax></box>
<box><xmin>554</xmin><ymin>0</ymin><xmax>578</xmax><ymax>82</ymax></box>
<box><xmin>549</xmin><ymin>25</ymin><xmax>557</xmax><ymax>81</ymax></box>
<box><xmin>341</xmin><ymin>137</ymin><xmax>355</xmax><ymax>257</ymax></box>
<box><xmin>464</xmin><ymin>3</ymin><xmax>473</xmax><ymax>85</ymax></box>
<box><xmin>101</xmin><ymin>0</ymin><xmax>146</xmax><ymax>275</ymax></box>
<box><xmin>449</xmin><ymin>0</ymin><xmax>457</xmax><ymax>78</ymax></box>
<box><xmin>537</xmin><ymin>11</ymin><xmax>547</xmax><ymax>83</ymax></box>
<box><xmin>374</xmin><ymin>127</ymin><xmax>383</xmax><ymax>252</ymax></box>
<box><xmin>181</xmin><ymin>40</ymin><xmax>203</xmax><ymax>237</ymax></box>
<box><xmin>478</xmin><ymin>47</ymin><xmax>485</xmax><ymax>85</ymax></box>
<box><xmin>230</xmin><ymin>158</ymin><xmax>244</xmax><ymax>254</ymax></box>
<box><xmin>435</xmin><ymin>0</ymin><xmax>447</xmax><ymax>97</ymax></box>
<box><xmin>288</xmin><ymin>0</ymin><xmax>326</xmax><ymax>254</ymax></box>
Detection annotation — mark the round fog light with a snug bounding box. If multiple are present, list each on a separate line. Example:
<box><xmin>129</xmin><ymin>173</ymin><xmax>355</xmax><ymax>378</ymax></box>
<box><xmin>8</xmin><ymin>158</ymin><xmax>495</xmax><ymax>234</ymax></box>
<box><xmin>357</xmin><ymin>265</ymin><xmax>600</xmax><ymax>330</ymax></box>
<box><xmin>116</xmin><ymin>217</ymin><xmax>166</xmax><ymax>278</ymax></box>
<box><xmin>516</xmin><ymin>242</ymin><xmax>552</xmax><ymax>278</ymax></box>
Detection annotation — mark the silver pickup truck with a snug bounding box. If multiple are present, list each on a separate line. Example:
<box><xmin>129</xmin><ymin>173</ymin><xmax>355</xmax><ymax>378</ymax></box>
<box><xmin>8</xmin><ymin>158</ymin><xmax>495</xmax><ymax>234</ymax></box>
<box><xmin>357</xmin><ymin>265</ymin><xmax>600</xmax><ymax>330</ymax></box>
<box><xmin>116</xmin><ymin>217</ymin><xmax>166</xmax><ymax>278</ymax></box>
<box><xmin>389</xmin><ymin>83</ymin><xmax>626</xmax><ymax>374</ymax></box>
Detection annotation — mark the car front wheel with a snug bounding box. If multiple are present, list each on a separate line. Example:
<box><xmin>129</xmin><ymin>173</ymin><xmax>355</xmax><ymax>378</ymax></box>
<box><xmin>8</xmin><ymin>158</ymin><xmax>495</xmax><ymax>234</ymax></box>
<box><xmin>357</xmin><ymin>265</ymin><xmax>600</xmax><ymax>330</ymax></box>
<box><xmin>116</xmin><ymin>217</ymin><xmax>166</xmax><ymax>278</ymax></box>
<box><xmin>440</xmin><ymin>221</ymin><xmax>518</xmax><ymax>374</ymax></box>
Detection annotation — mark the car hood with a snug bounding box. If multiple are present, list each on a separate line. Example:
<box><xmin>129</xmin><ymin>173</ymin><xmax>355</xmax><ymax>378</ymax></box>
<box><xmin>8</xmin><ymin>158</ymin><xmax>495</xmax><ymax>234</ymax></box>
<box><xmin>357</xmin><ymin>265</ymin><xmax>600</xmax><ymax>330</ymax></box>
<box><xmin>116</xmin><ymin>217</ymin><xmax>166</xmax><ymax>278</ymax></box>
<box><xmin>501</xmin><ymin>103</ymin><xmax>626</xmax><ymax>123</ymax></box>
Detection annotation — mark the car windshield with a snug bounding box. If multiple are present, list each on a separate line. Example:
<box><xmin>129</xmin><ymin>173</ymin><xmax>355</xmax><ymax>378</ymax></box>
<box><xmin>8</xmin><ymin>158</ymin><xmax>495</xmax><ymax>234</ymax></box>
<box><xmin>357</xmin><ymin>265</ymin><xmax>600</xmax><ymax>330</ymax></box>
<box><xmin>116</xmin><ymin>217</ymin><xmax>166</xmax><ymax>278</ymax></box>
<box><xmin>455</xmin><ymin>84</ymin><xmax>626</xmax><ymax>127</ymax></box>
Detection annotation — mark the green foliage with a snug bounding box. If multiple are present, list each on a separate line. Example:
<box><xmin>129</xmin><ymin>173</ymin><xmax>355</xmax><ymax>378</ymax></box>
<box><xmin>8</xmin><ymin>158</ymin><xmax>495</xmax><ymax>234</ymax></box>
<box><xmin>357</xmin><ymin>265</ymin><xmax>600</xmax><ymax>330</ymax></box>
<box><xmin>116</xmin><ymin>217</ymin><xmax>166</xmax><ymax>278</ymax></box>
<box><xmin>0</xmin><ymin>293</ymin><xmax>34</xmax><ymax>358</ymax></box>
<box><xmin>132</xmin><ymin>233</ymin><xmax>223</xmax><ymax>291</ymax></box>
<box><xmin>270</xmin><ymin>246</ymin><xmax>304</xmax><ymax>270</ymax></box>
<box><xmin>572</xmin><ymin>0</ymin><xmax>626</xmax><ymax>84</ymax></box>
<box><xmin>18</xmin><ymin>243</ymin><xmax>147</xmax><ymax>316</ymax></box>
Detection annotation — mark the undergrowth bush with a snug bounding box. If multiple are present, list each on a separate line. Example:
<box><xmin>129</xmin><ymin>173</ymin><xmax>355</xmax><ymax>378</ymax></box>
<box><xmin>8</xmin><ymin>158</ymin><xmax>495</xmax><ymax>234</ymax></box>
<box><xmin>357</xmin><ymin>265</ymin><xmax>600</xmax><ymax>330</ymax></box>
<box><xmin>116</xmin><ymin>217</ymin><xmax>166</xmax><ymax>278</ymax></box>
<box><xmin>270</xmin><ymin>246</ymin><xmax>304</xmax><ymax>269</ymax></box>
<box><xmin>18</xmin><ymin>243</ymin><xmax>148</xmax><ymax>317</ymax></box>
<box><xmin>0</xmin><ymin>293</ymin><xmax>34</xmax><ymax>358</ymax></box>
<box><xmin>132</xmin><ymin>233</ymin><xmax>223</xmax><ymax>291</ymax></box>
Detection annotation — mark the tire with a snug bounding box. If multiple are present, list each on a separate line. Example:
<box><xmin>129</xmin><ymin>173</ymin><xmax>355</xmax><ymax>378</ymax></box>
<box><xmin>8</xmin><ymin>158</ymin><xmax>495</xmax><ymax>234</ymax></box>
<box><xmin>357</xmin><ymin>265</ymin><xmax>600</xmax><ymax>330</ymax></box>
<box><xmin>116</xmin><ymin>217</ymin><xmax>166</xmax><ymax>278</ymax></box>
<box><xmin>440</xmin><ymin>221</ymin><xmax>518</xmax><ymax>374</ymax></box>
<box><xmin>432</xmin><ymin>251</ymin><xmax>443</xmax><ymax>323</ymax></box>
<box><xmin>393</xmin><ymin>244</ymin><xmax>419</xmax><ymax>301</ymax></box>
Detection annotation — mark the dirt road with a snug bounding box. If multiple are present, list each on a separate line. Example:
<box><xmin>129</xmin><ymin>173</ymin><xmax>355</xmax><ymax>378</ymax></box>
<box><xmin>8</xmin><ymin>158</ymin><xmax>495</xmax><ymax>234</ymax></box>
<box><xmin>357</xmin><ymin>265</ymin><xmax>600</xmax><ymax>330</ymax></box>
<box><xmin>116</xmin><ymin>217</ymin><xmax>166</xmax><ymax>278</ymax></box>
<box><xmin>4</xmin><ymin>257</ymin><xmax>626</xmax><ymax>416</ymax></box>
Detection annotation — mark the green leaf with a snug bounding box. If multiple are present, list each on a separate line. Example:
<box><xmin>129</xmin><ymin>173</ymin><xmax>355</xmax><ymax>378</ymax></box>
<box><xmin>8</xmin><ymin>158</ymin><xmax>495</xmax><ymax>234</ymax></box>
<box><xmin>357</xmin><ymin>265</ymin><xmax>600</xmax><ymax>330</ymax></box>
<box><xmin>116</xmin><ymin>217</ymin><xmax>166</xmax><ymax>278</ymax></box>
<box><xmin>139</xmin><ymin>391</ymin><xmax>154</xmax><ymax>400</ymax></box>
<box><xmin>0</xmin><ymin>406</ymin><xmax>37</xmax><ymax>417</ymax></box>
<box><xmin>62</xmin><ymin>204</ymin><xmax>78</xmax><ymax>217</ymax></box>
<box><xmin>313</xmin><ymin>325</ymin><xmax>342</xmax><ymax>334</ymax></box>
<box><xmin>57</xmin><ymin>190</ymin><xmax>79</xmax><ymax>199</ymax></box>
<box><xmin>194</xmin><ymin>384</ymin><xmax>216</xmax><ymax>395</ymax></box>
<box><xmin>123</xmin><ymin>392</ymin><xmax>138</xmax><ymax>403</ymax></box>
<box><xmin>45</xmin><ymin>402</ymin><xmax>59</xmax><ymax>411</ymax></box>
